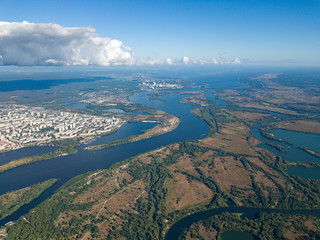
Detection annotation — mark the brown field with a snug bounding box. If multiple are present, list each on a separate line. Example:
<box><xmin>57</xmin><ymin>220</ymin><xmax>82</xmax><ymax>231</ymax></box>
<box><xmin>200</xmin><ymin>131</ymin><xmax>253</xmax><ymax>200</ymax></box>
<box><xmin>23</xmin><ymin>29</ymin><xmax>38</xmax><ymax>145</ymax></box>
<box><xmin>275</xmin><ymin>120</ymin><xmax>320</xmax><ymax>134</ymax></box>
<box><xmin>197</xmin><ymin>108</ymin><xmax>270</xmax><ymax>156</ymax></box>
<box><xmin>186</xmin><ymin>223</ymin><xmax>218</xmax><ymax>240</ymax></box>
<box><xmin>249</xmin><ymin>87</ymin><xmax>320</xmax><ymax>105</ymax></box>
<box><xmin>242</xmin><ymin>103</ymin><xmax>300</xmax><ymax>116</ymax></box>
<box><xmin>208</xmin><ymin>156</ymin><xmax>254</xmax><ymax>205</ymax></box>
<box><xmin>231</xmin><ymin>111</ymin><xmax>270</xmax><ymax>124</ymax></box>
<box><xmin>175</xmin><ymin>153</ymin><xmax>200</xmax><ymax>175</ymax></box>
<box><xmin>0</xmin><ymin>187</ymin><xmax>30</xmax><ymax>206</ymax></box>
<box><xmin>79</xmin><ymin>231</ymin><xmax>92</xmax><ymax>240</ymax></box>
<box><xmin>200</xmin><ymin>124</ymin><xmax>257</xmax><ymax>156</ymax></box>
<box><xmin>95</xmin><ymin>180</ymin><xmax>146</xmax><ymax>217</ymax></box>
<box><xmin>165</xmin><ymin>172</ymin><xmax>213</xmax><ymax>213</ymax></box>
<box><xmin>289</xmin><ymin>104</ymin><xmax>320</xmax><ymax>113</ymax></box>
<box><xmin>214</xmin><ymin>86</ymin><xmax>320</xmax><ymax>118</ymax></box>
<box><xmin>284</xmin><ymin>216</ymin><xmax>320</xmax><ymax>240</ymax></box>
<box><xmin>180</xmin><ymin>92</ymin><xmax>215</xmax><ymax>106</ymax></box>
<box><xmin>211</xmin><ymin>156</ymin><xmax>252</xmax><ymax>191</ymax></box>
<box><xmin>139</xmin><ymin>146</ymin><xmax>172</xmax><ymax>164</ymax></box>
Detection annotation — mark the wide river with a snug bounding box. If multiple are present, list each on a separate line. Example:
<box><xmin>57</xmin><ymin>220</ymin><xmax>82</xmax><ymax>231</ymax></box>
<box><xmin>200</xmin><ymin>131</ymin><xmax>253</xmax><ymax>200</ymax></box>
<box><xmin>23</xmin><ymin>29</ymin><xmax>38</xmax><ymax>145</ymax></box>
<box><xmin>0</xmin><ymin>91</ymin><xmax>209</xmax><ymax>225</ymax></box>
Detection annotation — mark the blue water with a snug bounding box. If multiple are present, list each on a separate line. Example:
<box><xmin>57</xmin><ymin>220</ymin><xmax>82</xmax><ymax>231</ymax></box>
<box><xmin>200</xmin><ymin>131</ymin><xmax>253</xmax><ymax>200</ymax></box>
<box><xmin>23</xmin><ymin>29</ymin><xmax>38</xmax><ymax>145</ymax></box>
<box><xmin>106</xmin><ymin>108</ymin><xmax>125</xmax><ymax>113</ymax></box>
<box><xmin>0</xmin><ymin>120</ymin><xmax>159</xmax><ymax>195</ymax></box>
<box><xmin>0</xmin><ymin>77</ymin><xmax>105</xmax><ymax>92</ymax></box>
<box><xmin>0</xmin><ymin>146</ymin><xmax>57</xmax><ymax>166</ymax></box>
<box><xmin>251</xmin><ymin>124</ymin><xmax>320</xmax><ymax>178</ymax></box>
<box><xmin>287</xmin><ymin>166</ymin><xmax>320</xmax><ymax>179</ymax></box>
<box><xmin>271</xmin><ymin>129</ymin><xmax>320</xmax><ymax>153</ymax></box>
<box><xmin>64</xmin><ymin>102</ymin><xmax>88</xmax><ymax>109</ymax></box>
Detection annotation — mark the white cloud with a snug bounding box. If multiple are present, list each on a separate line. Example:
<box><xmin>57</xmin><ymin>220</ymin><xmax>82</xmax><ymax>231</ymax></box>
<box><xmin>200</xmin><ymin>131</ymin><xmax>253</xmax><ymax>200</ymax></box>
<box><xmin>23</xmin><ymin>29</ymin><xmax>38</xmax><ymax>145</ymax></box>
<box><xmin>0</xmin><ymin>21</ymin><xmax>242</xmax><ymax>67</ymax></box>
<box><xmin>0</xmin><ymin>21</ymin><xmax>134</xmax><ymax>66</ymax></box>
<box><xmin>136</xmin><ymin>57</ymin><xmax>165</xmax><ymax>66</ymax></box>
<box><xmin>232</xmin><ymin>58</ymin><xmax>241</xmax><ymax>64</ymax></box>
<box><xmin>166</xmin><ymin>58</ymin><xmax>174</xmax><ymax>65</ymax></box>
<box><xmin>199</xmin><ymin>60</ymin><xmax>208</xmax><ymax>65</ymax></box>
<box><xmin>211</xmin><ymin>58</ymin><xmax>219</xmax><ymax>64</ymax></box>
<box><xmin>190</xmin><ymin>57</ymin><xmax>241</xmax><ymax>65</ymax></box>
<box><xmin>182</xmin><ymin>56</ymin><xmax>189</xmax><ymax>64</ymax></box>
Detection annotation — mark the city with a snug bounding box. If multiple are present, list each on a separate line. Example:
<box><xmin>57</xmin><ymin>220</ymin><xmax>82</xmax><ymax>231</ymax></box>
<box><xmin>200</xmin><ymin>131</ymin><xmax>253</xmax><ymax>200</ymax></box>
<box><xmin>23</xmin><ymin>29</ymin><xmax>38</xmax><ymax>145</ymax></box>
<box><xmin>0</xmin><ymin>105</ymin><xmax>123</xmax><ymax>152</ymax></box>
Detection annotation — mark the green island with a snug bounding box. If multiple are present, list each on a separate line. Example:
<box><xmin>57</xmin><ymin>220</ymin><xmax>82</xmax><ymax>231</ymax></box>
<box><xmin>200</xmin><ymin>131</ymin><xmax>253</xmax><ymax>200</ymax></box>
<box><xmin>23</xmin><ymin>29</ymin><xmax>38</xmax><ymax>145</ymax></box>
<box><xmin>0</xmin><ymin>152</ymin><xmax>54</xmax><ymax>174</ymax></box>
<box><xmin>298</xmin><ymin>147</ymin><xmax>320</xmax><ymax>158</ymax></box>
<box><xmin>0</xmin><ymin>179</ymin><xmax>57</xmax><ymax>220</ymax></box>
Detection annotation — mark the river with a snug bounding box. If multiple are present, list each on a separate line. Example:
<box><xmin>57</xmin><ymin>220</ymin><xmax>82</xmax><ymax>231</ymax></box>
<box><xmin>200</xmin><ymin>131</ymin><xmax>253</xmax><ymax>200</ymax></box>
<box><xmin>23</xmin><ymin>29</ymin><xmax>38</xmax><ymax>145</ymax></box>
<box><xmin>165</xmin><ymin>206</ymin><xmax>320</xmax><ymax>240</ymax></box>
<box><xmin>0</xmin><ymin>91</ymin><xmax>209</xmax><ymax>225</ymax></box>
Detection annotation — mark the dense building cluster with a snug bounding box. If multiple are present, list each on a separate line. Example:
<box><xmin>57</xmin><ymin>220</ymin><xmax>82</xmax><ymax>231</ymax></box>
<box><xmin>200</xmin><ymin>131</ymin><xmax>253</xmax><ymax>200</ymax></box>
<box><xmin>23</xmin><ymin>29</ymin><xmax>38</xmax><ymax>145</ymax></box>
<box><xmin>139</xmin><ymin>80</ymin><xmax>183</xmax><ymax>90</ymax></box>
<box><xmin>0</xmin><ymin>105</ymin><xmax>122</xmax><ymax>152</ymax></box>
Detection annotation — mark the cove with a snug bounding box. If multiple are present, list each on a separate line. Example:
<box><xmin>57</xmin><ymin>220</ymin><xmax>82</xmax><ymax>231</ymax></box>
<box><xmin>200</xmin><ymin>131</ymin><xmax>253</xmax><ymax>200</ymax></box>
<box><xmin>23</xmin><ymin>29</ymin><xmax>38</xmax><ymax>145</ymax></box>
<box><xmin>251</xmin><ymin>122</ymin><xmax>320</xmax><ymax>179</ymax></box>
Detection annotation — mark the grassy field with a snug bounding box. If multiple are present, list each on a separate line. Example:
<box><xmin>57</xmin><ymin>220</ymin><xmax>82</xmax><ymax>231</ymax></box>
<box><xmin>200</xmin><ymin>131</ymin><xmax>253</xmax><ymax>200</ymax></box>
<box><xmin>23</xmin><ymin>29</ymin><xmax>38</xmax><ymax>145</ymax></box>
<box><xmin>275</xmin><ymin>120</ymin><xmax>320</xmax><ymax>134</ymax></box>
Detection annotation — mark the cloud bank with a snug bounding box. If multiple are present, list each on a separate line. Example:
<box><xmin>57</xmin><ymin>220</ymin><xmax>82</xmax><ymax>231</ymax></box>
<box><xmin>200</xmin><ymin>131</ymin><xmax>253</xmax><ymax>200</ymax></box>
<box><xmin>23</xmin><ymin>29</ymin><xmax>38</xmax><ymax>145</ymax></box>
<box><xmin>0</xmin><ymin>21</ymin><xmax>134</xmax><ymax>66</ymax></box>
<box><xmin>137</xmin><ymin>57</ymin><xmax>241</xmax><ymax>66</ymax></box>
<box><xmin>0</xmin><ymin>21</ymin><xmax>241</xmax><ymax>67</ymax></box>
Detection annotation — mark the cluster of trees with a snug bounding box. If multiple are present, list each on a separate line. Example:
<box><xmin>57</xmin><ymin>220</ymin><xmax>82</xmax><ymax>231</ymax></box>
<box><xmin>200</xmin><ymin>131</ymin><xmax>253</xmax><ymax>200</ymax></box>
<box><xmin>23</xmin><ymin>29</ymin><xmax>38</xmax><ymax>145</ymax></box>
<box><xmin>108</xmin><ymin>161</ymin><xmax>170</xmax><ymax>239</ymax></box>
<box><xmin>0</xmin><ymin>179</ymin><xmax>57</xmax><ymax>220</ymax></box>
<box><xmin>52</xmin><ymin>137</ymin><xmax>82</xmax><ymax>156</ymax></box>
<box><xmin>6</xmin><ymin>172</ymin><xmax>96</xmax><ymax>239</ymax></box>
<box><xmin>181</xmin><ymin>211</ymin><xmax>320</xmax><ymax>240</ymax></box>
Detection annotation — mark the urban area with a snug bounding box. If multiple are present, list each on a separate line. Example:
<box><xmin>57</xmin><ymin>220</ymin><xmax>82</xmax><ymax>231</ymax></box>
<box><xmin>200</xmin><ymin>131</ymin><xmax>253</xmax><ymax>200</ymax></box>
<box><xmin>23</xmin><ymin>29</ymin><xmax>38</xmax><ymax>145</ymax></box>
<box><xmin>0</xmin><ymin>105</ymin><xmax>122</xmax><ymax>152</ymax></box>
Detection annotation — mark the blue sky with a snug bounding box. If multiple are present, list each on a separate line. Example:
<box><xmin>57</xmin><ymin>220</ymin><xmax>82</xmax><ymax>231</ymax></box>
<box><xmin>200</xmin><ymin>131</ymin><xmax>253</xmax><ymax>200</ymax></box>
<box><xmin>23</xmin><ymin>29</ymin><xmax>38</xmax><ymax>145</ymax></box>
<box><xmin>0</xmin><ymin>0</ymin><xmax>319</xmax><ymax>65</ymax></box>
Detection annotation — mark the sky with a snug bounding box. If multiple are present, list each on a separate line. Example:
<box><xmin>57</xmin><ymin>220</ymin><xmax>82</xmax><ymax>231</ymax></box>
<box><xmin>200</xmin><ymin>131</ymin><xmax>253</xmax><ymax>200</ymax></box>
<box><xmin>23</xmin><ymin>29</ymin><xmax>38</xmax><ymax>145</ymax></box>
<box><xmin>0</xmin><ymin>0</ymin><xmax>319</xmax><ymax>66</ymax></box>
